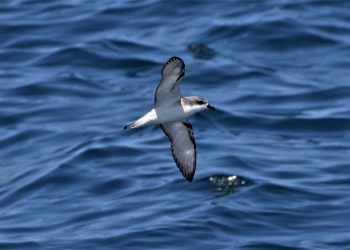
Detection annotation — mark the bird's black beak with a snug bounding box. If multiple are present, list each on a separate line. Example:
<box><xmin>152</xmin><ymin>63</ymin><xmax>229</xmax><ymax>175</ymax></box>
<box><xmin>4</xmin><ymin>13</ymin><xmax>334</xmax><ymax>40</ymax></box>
<box><xmin>207</xmin><ymin>104</ymin><xmax>216</xmax><ymax>111</ymax></box>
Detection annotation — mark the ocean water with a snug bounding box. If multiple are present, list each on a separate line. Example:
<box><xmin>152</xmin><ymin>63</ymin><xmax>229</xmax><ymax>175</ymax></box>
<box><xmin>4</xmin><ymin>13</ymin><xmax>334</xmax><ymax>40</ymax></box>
<box><xmin>1</xmin><ymin>0</ymin><xmax>350</xmax><ymax>249</ymax></box>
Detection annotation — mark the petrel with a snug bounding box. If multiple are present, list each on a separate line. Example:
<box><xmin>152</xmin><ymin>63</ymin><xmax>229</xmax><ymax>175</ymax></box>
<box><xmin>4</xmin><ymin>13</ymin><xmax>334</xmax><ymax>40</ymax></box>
<box><xmin>124</xmin><ymin>56</ymin><xmax>215</xmax><ymax>182</ymax></box>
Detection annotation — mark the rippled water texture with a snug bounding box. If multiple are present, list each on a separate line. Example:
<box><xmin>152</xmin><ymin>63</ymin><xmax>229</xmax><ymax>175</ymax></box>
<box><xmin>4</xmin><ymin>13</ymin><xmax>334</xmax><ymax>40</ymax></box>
<box><xmin>1</xmin><ymin>0</ymin><xmax>350</xmax><ymax>249</ymax></box>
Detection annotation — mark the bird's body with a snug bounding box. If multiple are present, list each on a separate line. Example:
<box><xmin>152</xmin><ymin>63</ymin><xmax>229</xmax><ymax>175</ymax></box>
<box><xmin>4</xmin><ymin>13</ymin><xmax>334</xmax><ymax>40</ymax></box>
<box><xmin>124</xmin><ymin>56</ymin><xmax>214</xmax><ymax>182</ymax></box>
<box><xmin>124</xmin><ymin>97</ymin><xmax>207</xmax><ymax>129</ymax></box>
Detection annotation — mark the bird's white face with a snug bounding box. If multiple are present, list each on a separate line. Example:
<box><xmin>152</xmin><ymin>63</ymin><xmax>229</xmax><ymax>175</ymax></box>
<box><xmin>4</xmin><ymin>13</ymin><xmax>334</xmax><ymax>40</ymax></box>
<box><xmin>183</xmin><ymin>96</ymin><xmax>215</xmax><ymax>115</ymax></box>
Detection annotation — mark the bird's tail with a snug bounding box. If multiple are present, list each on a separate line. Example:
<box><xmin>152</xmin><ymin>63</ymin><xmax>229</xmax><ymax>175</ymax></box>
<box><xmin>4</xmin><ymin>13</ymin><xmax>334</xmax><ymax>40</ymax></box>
<box><xmin>123</xmin><ymin>110</ymin><xmax>156</xmax><ymax>131</ymax></box>
<box><xmin>123</xmin><ymin>120</ymin><xmax>139</xmax><ymax>130</ymax></box>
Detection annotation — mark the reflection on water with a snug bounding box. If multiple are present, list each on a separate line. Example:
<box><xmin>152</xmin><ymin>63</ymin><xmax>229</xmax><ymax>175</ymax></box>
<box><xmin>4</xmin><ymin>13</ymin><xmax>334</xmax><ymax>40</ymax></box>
<box><xmin>209</xmin><ymin>175</ymin><xmax>247</xmax><ymax>196</ymax></box>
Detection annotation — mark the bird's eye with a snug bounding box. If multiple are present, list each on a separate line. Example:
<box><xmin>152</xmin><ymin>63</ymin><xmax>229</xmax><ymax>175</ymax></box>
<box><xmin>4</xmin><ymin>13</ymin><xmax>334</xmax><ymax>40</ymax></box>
<box><xmin>197</xmin><ymin>100</ymin><xmax>205</xmax><ymax>105</ymax></box>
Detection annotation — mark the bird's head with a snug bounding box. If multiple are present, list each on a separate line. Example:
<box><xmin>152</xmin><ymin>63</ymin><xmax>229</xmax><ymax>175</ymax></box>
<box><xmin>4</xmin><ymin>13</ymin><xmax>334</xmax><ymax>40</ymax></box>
<box><xmin>187</xmin><ymin>96</ymin><xmax>215</xmax><ymax>112</ymax></box>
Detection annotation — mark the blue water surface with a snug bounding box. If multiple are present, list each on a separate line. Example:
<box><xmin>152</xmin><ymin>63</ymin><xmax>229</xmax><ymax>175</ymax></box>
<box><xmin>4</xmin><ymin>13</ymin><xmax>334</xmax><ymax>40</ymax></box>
<box><xmin>1</xmin><ymin>0</ymin><xmax>350</xmax><ymax>249</ymax></box>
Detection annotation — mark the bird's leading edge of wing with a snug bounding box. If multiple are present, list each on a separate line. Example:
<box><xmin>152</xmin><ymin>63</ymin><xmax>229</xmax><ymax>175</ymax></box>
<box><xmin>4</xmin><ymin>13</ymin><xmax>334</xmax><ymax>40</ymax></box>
<box><xmin>160</xmin><ymin>119</ymin><xmax>196</xmax><ymax>182</ymax></box>
<box><xmin>154</xmin><ymin>56</ymin><xmax>185</xmax><ymax>105</ymax></box>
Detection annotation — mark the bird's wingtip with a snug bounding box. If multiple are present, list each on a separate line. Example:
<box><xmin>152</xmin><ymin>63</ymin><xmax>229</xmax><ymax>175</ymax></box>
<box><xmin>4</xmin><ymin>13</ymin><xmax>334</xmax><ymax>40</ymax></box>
<box><xmin>185</xmin><ymin>174</ymin><xmax>194</xmax><ymax>182</ymax></box>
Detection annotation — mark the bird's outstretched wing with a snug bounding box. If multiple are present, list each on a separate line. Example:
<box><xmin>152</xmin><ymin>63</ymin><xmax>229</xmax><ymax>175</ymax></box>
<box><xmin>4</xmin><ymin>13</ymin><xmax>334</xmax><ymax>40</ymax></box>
<box><xmin>160</xmin><ymin>119</ymin><xmax>196</xmax><ymax>182</ymax></box>
<box><xmin>154</xmin><ymin>56</ymin><xmax>185</xmax><ymax>106</ymax></box>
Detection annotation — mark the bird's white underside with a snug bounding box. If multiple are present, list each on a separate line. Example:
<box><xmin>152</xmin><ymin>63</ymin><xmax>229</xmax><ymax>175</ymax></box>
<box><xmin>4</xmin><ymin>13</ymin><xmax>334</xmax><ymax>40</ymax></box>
<box><xmin>129</xmin><ymin>99</ymin><xmax>206</xmax><ymax>128</ymax></box>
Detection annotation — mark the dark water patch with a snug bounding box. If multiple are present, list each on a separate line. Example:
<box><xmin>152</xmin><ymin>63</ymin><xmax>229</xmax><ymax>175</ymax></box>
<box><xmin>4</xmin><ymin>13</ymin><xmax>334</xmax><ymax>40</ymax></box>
<box><xmin>219</xmin><ymin>113</ymin><xmax>271</xmax><ymax>131</ymax></box>
<box><xmin>260</xmin><ymin>31</ymin><xmax>339</xmax><ymax>50</ymax></box>
<box><xmin>249</xmin><ymin>182</ymin><xmax>336</xmax><ymax>207</ymax></box>
<box><xmin>0</xmin><ymin>50</ymin><xmax>39</xmax><ymax>66</ymax></box>
<box><xmin>5</xmin><ymin>76</ymin><xmax>109</xmax><ymax>101</ymax></box>
<box><xmin>231</xmin><ymin>68</ymin><xmax>275</xmax><ymax>81</ymax></box>
<box><xmin>97</xmin><ymin>0</ymin><xmax>157</xmax><ymax>15</ymax></box>
<box><xmin>240</xmin><ymin>242</ymin><xmax>306</xmax><ymax>250</ymax></box>
<box><xmin>0</xmin><ymin>22</ymin><xmax>47</xmax><ymax>34</ymax></box>
<box><xmin>0</xmin><ymin>113</ymin><xmax>22</xmax><ymax>127</ymax></box>
<box><xmin>0</xmin><ymin>241</ymin><xmax>41</xmax><ymax>250</ymax></box>
<box><xmin>67</xmin><ymin>145</ymin><xmax>145</xmax><ymax>165</ymax></box>
<box><xmin>322</xmin><ymin>163</ymin><xmax>350</xmax><ymax>175</ymax></box>
<box><xmin>35</xmin><ymin>45</ymin><xmax>158</xmax><ymax>74</ymax></box>
<box><xmin>211</xmin><ymin>155</ymin><xmax>254</xmax><ymax>170</ymax></box>
<box><xmin>314</xmin><ymin>23</ymin><xmax>350</xmax><ymax>38</ymax></box>
<box><xmin>205</xmin><ymin>19</ymin><xmax>299</xmax><ymax>41</ymax></box>
<box><xmin>216</xmin><ymin>96</ymin><xmax>350</xmax><ymax>133</ymax></box>
<box><xmin>6</xmin><ymin>83</ymin><xmax>61</xmax><ymax>97</ymax></box>
<box><xmin>271</xmin><ymin>117</ymin><xmax>350</xmax><ymax>132</ymax></box>
<box><xmin>205</xmin><ymin>24</ymin><xmax>251</xmax><ymax>41</ymax></box>
<box><xmin>187</xmin><ymin>42</ymin><xmax>216</xmax><ymax>59</ymax></box>
<box><xmin>93</xmin><ymin>38</ymin><xmax>157</xmax><ymax>53</ymax></box>
<box><xmin>57</xmin><ymin>72</ymin><xmax>108</xmax><ymax>90</ymax></box>
<box><xmin>87</xmin><ymin>177</ymin><xmax>132</xmax><ymax>196</ymax></box>
<box><xmin>234</xmin><ymin>86</ymin><xmax>350</xmax><ymax>105</ymax></box>
<box><xmin>34</xmin><ymin>46</ymin><xmax>117</xmax><ymax>68</ymax></box>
